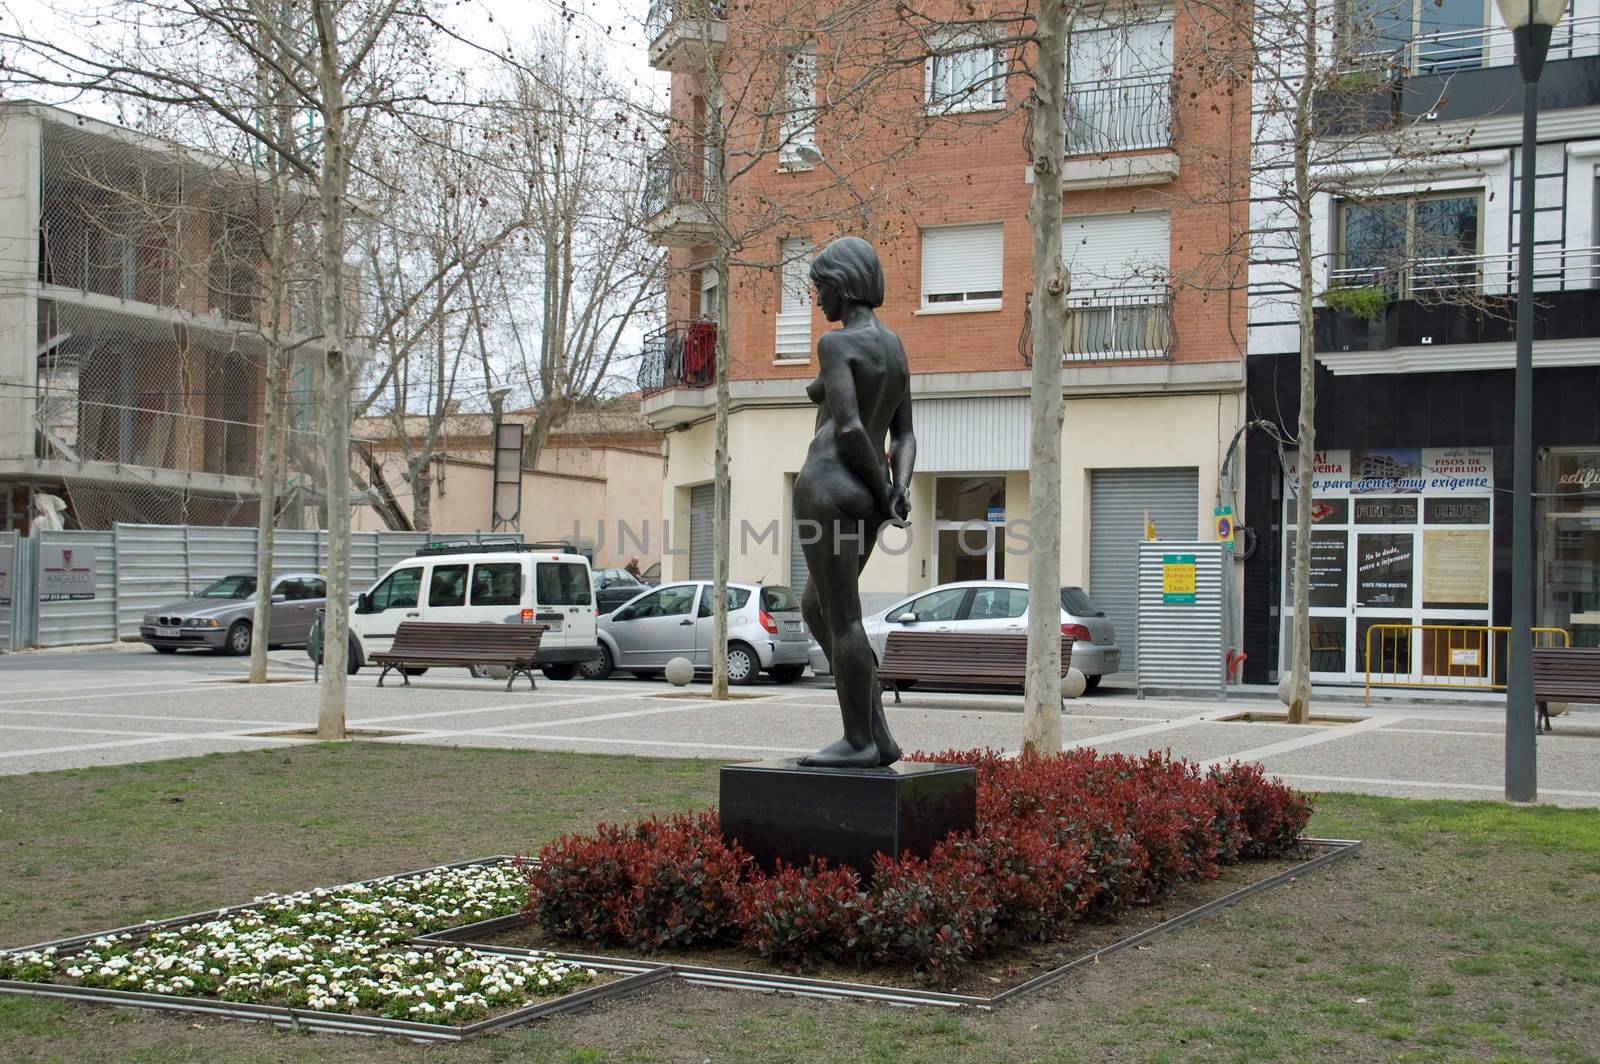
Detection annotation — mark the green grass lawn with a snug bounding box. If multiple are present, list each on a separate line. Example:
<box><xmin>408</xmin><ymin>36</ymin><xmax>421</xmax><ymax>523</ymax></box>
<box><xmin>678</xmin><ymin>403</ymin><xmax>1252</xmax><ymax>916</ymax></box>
<box><xmin>1</xmin><ymin>744</ymin><xmax>1597</xmax><ymax>1063</ymax></box>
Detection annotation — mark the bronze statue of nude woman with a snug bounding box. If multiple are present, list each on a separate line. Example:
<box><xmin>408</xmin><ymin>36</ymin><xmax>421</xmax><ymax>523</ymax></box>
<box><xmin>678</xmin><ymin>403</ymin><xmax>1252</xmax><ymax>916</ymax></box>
<box><xmin>794</xmin><ymin>236</ymin><xmax>916</xmax><ymax>769</ymax></box>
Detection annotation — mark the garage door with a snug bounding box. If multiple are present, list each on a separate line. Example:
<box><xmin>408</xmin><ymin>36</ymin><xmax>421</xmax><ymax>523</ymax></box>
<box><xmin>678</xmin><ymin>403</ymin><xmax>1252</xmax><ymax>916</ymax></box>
<box><xmin>688</xmin><ymin>483</ymin><xmax>714</xmax><ymax>581</ymax></box>
<box><xmin>1089</xmin><ymin>467</ymin><xmax>1198</xmax><ymax>672</ymax></box>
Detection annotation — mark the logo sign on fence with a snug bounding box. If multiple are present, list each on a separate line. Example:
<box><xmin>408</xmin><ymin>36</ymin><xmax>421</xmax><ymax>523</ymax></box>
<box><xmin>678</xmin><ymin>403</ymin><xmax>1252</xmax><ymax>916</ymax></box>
<box><xmin>0</xmin><ymin>542</ymin><xmax>11</xmax><ymax>606</ymax></box>
<box><xmin>1162</xmin><ymin>554</ymin><xmax>1197</xmax><ymax>604</ymax></box>
<box><xmin>41</xmin><ymin>545</ymin><xmax>97</xmax><ymax>601</ymax></box>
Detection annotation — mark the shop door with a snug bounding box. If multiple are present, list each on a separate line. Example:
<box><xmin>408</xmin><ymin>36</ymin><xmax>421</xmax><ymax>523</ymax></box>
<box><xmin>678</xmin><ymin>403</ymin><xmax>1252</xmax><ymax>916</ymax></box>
<box><xmin>1283</xmin><ymin>510</ymin><xmax>1354</xmax><ymax>680</ymax></box>
<box><xmin>1090</xmin><ymin>467</ymin><xmax>1199</xmax><ymax>673</ymax></box>
<box><xmin>1543</xmin><ymin>511</ymin><xmax>1600</xmax><ymax>649</ymax></box>
<box><xmin>932</xmin><ymin>476</ymin><xmax>1008</xmax><ymax>584</ymax></box>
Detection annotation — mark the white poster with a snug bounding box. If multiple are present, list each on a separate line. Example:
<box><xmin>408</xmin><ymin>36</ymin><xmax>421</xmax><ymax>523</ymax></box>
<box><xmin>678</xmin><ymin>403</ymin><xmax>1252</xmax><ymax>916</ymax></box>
<box><xmin>1284</xmin><ymin>449</ymin><xmax>1352</xmax><ymax>496</ymax></box>
<box><xmin>40</xmin><ymin>545</ymin><xmax>96</xmax><ymax>602</ymax></box>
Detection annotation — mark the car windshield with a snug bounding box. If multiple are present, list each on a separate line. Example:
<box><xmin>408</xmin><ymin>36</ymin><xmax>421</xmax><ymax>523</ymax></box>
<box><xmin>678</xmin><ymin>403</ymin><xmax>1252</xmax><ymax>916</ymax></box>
<box><xmin>1060</xmin><ymin>587</ymin><xmax>1104</xmax><ymax>617</ymax></box>
<box><xmin>760</xmin><ymin>586</ymin><xmax>798</xmax><ymax>612</ymax></box>
<box><xmin>197</xmin><ymin>575</ymin><xmax>256</xmax><ymax>599</ymax></box>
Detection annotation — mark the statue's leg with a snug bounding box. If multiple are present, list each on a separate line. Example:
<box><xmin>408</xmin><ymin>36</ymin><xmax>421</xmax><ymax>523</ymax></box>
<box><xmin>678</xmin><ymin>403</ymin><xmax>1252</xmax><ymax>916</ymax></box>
<box><xmin>801</xmin><ymin>580</ymin><xmax>831</xmax><ymax>674</ymax></box>
<box><xmin>797</xmin><ymin>515</ymin><xmax>878</xmax><ymax>768</ymax></box>
<box><xmin>855</xmin><ymin>529</ymin><xmax>900</xmax><ymax>767</ymax></box>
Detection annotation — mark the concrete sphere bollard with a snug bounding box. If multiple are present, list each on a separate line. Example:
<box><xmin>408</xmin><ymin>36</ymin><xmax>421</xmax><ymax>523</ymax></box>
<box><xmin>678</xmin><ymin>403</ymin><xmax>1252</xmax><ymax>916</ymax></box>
<box><xmin>1063</xmin><ymin>666</ymin><xmax>1087</xmax><ymax>699</ymax></box>
<box><xmin>665</xmin><ymin>656</ymin><xmax>694</xmax><ymax>687</ymax></box>
<box><xmin>1277</xmin><ymin>671</ymin><xmax>1297</xmax><ymax>707</ymax></box>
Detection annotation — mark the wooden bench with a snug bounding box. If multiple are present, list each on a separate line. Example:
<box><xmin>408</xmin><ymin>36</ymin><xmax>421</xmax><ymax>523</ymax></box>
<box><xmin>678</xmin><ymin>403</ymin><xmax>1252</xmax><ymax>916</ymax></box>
<box><xmin>877</xmin><ymin>631</ymin><xmax>1074</xmax><ymax>703</ymax></box>
<box><xmin>370</xmin><ymin>621</ymin><xmax>547</xmax><ymax>691</ymax></box>
<box><xmin>1533</xmin><ymin>646</ymin><xmax>1600</xmax><ymax>732</ymax></box>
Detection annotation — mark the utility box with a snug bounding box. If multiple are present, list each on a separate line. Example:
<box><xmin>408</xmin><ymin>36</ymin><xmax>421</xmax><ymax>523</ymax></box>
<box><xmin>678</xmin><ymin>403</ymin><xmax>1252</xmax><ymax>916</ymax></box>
<box><xmin>1137</xmin><ymin>541</ymin><xmax>1225</xmax><ymax>697</ymax></box>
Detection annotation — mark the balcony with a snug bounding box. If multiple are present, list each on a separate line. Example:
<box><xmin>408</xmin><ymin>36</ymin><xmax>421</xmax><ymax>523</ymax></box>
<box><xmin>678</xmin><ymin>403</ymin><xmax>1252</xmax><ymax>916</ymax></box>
<box><xmin>1064</xmin><ymin>77</ymin><xmax>1173</xmax><ymax>155</ymax></box>
<box><xmin>1020</xmin><ymin>286</ymin><xmax>1174</xmax><ymax>364</ymax></box>
<box><xmin>1316</xmin><ymin>245</ymin><xmax>1600</xmax><ymax>355</ymax></box>
<box><xmin>1333</xmin><ymin>16</ymin><xmax>1600</xmax><ymax>127</ymax></box>
<box><xmin>638</xmin><ymin>320</ymin><xmax>718</xmax><ymax>427</ymax></box>
<box><xmin>646</xmin><ymin>0</ymin><xmax>727</xmax><ymax>73</ymax></box>
<box><xmin>642</xmin><ymin>142</ymin><xmax>721</xmax><ymax>249</ymax></box>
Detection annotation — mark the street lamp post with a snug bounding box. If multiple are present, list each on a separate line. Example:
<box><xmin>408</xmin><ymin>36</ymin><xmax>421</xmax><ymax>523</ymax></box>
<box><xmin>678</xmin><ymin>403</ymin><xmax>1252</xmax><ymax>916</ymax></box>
<box><xmin>1496</xmin><ymin>0</ymin><xmax>1566</xmax><ymax>803</ymax></box>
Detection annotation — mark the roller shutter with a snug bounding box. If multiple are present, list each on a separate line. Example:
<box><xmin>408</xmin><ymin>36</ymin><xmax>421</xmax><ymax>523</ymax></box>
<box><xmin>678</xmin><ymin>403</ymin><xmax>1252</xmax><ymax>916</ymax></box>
<box><xmin>789</xmin><ymin>516</ymin><xmax>811</xmax><ymax>602</ymax></box>
<box><xmin>1088</xmin><ymin>467</ymin><xmax>1198</xmax><ymax>672</ymax></box>
<box><xmin>689</xmin><ymin>483</ymin><xmax>715</xmax><ymax>580</ymax></box>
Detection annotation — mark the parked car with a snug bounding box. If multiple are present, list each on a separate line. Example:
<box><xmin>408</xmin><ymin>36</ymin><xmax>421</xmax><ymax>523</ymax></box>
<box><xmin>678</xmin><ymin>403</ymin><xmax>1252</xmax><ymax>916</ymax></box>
<box><xmin>140</xmin><ymin>573</ymin><xmax>327</xmax><ymax>655</ymax></box>
<box><xmin>343</xmin><ymin>543</ymin><xmax>600</xmax><ymax>680</ymax></box>
<box><xmin>851</xmin><ymin>581</ymin><xmax>1120</xmax><ymax>693</ymax></box>
<box><xmin>583</xmin><ymin>581</ymin><xmax>808</xmax><ymax>684</ymax></box>
<box><xmin>593</xmin><ymin>567</ymin><xmax>650</xmax><ymax>614</ymax></box>
<box><xmin>639</xmin><ymin>561</ymin><xmax>661</xmax><ymax>586</ymax></box>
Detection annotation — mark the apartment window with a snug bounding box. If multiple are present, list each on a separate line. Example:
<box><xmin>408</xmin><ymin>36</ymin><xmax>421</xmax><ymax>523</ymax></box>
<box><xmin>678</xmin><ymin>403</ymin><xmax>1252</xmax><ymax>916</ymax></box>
<box><xmin>926</xmin><ymin>33</ymin><xmax>1005</xmax><ymax>112</ymax></box>
<box><xmin>1065</xmin><ymin>16</ymin><xmax>1174</xmax><ymax>153</ymax></box>
<box><xmin>775</xmin><ymin>236</ymin><xmax>813</xmax><ymax>360</ymax></box>
<box><xmin>698</xmin><ymin>268</ymin><xmax>721</xmax><ymax>320</ymax></box>
<box><xmin>1334</xmin><ymin>191</ymin><xmax>1482</xmax><ymax>297</ymax></box>
<box><xmin>780</xmin><ymin>41</ymin><xmax>817</xmax><ymax>167</ymax></box>
<box><xmin>921</xmin><ymin>222</ymin><xmax>1003</xmax><ymax>307</ymax></box>
<box><xmin>1060</xmin><ymin>211</ymin><xmax>1171</xmax><ymax>358</ymax></box>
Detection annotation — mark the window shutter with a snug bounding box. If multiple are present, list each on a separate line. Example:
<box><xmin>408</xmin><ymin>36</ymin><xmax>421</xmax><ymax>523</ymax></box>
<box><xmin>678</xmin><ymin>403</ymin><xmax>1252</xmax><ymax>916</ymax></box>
<box><xmin>776</xmin><ymin>237</ymin><xmax>813</xmax><ymax>358</ymax></box>
<box><xmin>921</xmin><ymin>222</ymin><xmax>1004</xmax><ymax>302</ymax></box>
<box><xmin>1061</xmin><ymin>211</ymin><xmax>1169</xmax><ymax>291</ymax></box>
<box><xmin>782</xmin><ymin>42</ymin><xmax>816</xmax><ymax>162</ymax></box>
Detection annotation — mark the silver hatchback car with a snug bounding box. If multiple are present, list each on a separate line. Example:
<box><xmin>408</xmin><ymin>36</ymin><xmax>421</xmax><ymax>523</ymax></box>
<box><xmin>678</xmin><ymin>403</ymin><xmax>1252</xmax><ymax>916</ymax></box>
<box><xmin>849</xmin><ymin>581</ymin><xmax>1120</xmax><ymax>692</ymax></box>
<box><xmin>587</xmin><ymin>581</ymin><xmax>810</xmax><ymax>684</ymax></box>
<box><xmin>140</xmin><ymin>573</ymin><xmax>327</xmax><ymax>655</ymax></box>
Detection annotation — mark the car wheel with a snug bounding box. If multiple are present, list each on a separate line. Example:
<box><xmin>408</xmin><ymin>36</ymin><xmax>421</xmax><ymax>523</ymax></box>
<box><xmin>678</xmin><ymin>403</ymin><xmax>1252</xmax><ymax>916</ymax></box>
<box><xmin>153</xmin><ymin>645</ymin><xmax>179</xmax><ymax>655</ymax></box>
<box><xmin>542</xmin><ymin>663</ymin><xmax>578</xmax><ymax>681</ymax></box>
<box><xmin>1083</xmin><ymin>674</ymin><xmax>1102</xmax><ymax>694</ymax></box>
<box><xmin>226</xmin><ymin>621</ymin><xmax>252</xmax><ymax>656</ymax></box>
<box><xmin>769</xmin><ymin>665</ymin><xmax>804</xmax><ymax>684</ymax></box>
<box><xmin>580</xmin><ymin>645</ymin><xmax>614</xmax><ymax>680</ymax></box>
<box><xmin>347</xmin><ymin>636</ymin><xmax>362</xmax><ymax>675</ymax></box>
<box><xmin>727</xmin><ymin>643</ymin><xmax>758</xmax><ymax>686</ymax></box>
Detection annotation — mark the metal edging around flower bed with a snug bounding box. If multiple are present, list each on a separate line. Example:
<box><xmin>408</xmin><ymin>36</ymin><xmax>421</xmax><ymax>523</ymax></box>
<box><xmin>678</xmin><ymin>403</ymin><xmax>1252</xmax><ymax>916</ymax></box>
<box><xmin>426</xmin><ymin>837</ymin><xmax>1363</xmax><ymax>1012</ymax></box>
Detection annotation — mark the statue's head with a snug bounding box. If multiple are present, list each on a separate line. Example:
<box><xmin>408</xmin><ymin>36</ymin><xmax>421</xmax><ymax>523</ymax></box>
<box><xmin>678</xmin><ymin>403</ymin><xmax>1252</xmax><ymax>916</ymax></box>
<box><xmin>809</xmin><ymin>236</ymin><xmax>884</xmax><ymax>310</ymax></box>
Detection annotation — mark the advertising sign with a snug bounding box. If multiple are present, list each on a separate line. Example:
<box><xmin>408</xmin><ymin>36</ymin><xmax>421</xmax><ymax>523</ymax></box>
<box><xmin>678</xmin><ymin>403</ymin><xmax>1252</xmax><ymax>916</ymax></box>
<box><xmin>1289</xmin><ymin>447</ymin><xmax>1493</xmax><ymax>497</ymax></box>
<box><xmin>0</xmin><ymin>541</ymin><xmax>11</xmax><ymax>607</ymax></box>
<box><xmin>1162</xmin><ymin>554</ymin><xmax>1196</xmax><ymax>604</ymax></box>
<box><xmin>40</xmin><ymin>545</ymin><xmax>97</xmax><ymax>601</ymax></box>
<box><xmin>1356</xmin><ymin>534</ymin><xmax>1413</xmax><ymax>607</ymax></box>
<box><xmin>1286</xmin><ymin>531</ymin><xmax>1349</xmax><ymax>608</ymax></box>
<box><xmin>1284</xmin><ymin>450</ymin><xmax>1353</xmax><ymax>496</ymax></box>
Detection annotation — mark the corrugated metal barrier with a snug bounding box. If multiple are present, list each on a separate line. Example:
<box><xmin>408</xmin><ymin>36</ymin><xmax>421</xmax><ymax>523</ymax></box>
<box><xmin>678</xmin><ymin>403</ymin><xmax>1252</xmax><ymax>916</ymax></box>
<box><xmin>1136</xmin><ymin>541</ymin><xmax>1226</xmax><ymax>697</ymax></box>
<box><xmin>3</xmin><ymin>524</ymin><xmax>519</xmax><ymax>650</ymax></box>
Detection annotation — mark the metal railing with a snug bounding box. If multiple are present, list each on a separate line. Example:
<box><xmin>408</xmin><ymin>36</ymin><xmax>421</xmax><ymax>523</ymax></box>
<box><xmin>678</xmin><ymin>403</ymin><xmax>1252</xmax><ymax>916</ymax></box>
<box><xmin>1064</xmin><ymin>77</ymin><xmax>1173</xmax><ymax>155</ymax></box>
<box><xmin>637</xmin><ymin>319</ymin><xmax>718</xmax><ymax>396</ymax></box>
<box><xmin>1364</xmin><ymin>623</ymin><xmax>1570</xmax><ymax>704</ymax></box>
<box><xmin>642</xmin><ymin>141</ymin><xmax>719</xmax><ymax>221</ymax></box>
<box><xmin>1329</xmin><ymin>244</ymin><xmax>1600</xmax><ymax>300</ymax></box>
<box><xmin>1346</xmin><ymin>14</ymin><xmax>1600</xmax><ymax>76</ymax></box>
<box><xmin>1020</xmin><ymin>286</ymin><xmax>1174</xmax><ymax>363</ymax></box>
<box><xmin>646</xmin><ymin>0</ymin><xmax>726</xmax><ymax>45</ymax></box>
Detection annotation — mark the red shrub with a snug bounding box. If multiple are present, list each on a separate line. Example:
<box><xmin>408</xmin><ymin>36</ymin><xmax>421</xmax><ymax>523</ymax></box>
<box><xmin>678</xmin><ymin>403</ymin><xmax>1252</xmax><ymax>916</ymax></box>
<box><xmin>860</xmin><ymin>847</ymin><xmax>995</xmax><ymax>984</ymax></box>
<box><xmin>1209</xmin><ymin>761</ymin><xmax>1315</xmax><ymax>857</ymax></box>
<box><xmin>946</xmin><ymin>822</ymin><xmax>1091</xmax><ymax>946</ymax></box>
<box><xmin>740</xmin><ymin>861</ymin><xmax>867</xmax><ymax>968</ymax></box>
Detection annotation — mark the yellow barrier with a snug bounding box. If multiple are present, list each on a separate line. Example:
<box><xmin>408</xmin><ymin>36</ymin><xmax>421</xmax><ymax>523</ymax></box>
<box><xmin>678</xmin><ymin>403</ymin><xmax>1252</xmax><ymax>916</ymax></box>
<box><xmin>1363</xmin><ymin>624</ymin><xmax>1570</xmax><ymax>704</ymax></box>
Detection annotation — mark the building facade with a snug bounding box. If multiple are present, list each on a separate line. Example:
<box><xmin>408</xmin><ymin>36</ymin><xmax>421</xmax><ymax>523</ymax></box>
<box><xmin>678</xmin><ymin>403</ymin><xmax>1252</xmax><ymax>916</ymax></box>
<box><xmin>1242</xmin><ymin>4</ymin><xmax>1600</xmax><ymax>683</ymax></box>
<box><xmin>0</xmin><ymin>101</ymin><xmax>321</xmax><ymax>533</ymax></box>
<box><xmin>640</xmin><ymin>2</ymin><xmax>1249</xmax><ymax>670</ymax></box>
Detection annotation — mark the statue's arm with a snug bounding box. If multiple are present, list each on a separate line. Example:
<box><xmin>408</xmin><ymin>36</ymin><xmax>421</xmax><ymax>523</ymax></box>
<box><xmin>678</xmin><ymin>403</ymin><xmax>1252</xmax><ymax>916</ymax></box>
<box><xmin>886</xmin><ymin>386</ymin><xmax>916</xmax><ymax>524</ymax></box>
<box><xmin>819</xmin><ymin>336</ymin><xmax>892</xmax><ymax>513</ymax></box>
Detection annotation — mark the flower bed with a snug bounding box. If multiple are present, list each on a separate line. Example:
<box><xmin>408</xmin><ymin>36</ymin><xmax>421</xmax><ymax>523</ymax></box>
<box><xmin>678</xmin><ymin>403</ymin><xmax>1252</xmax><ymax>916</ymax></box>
<box><xmin>526</xmin><ymin>750</ymin><xmax>1314</xmax><ymax>986</ymax></box>
<box><xmin>0</xmin><ymin>862</ymin><xmax>599</xmax><ymax>1026</ymax></box>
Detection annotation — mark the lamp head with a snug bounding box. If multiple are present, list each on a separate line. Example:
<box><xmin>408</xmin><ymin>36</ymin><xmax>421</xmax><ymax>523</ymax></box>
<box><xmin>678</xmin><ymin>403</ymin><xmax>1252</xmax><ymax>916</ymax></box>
<box><xmin>1494</xmin><ymin>0</ymin><xmax>1567</xmax><ymax>29</ymax></box>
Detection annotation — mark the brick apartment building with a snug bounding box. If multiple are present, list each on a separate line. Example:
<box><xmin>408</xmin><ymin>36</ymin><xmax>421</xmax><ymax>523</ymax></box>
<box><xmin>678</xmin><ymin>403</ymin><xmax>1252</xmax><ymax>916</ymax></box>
<box><xmin>638</xmin><ymin>1</ymin><xmax>1248</xmax><ymax>669</ymax></box>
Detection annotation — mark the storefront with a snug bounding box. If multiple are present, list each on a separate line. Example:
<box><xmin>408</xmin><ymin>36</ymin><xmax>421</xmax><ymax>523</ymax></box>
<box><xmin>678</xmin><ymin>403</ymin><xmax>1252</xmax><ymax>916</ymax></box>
<box><xmin>1540</xmin><ymin>449</ymin><xmax>1600</xmax><ymax>649</ymax></box>
<box><xmin>1281</xmin><ymin>447</ymin><xmax>1494</xmax><ymax>682</ymax></box>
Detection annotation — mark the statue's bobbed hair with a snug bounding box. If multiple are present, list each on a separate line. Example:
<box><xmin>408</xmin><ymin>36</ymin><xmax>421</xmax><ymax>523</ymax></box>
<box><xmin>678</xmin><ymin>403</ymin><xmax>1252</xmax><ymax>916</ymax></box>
<box><xmin>809</xmin><ymin>236</ymin><xmax>884</xmax><ymax>308</ymax></box>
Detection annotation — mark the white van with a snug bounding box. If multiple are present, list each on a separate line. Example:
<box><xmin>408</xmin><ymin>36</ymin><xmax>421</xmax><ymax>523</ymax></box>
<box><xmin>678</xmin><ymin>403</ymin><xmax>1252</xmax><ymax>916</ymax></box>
<box><xmin>347</xmin><ymin>544</ymin><xmax>600</xmax><ymax>680</ymax></box>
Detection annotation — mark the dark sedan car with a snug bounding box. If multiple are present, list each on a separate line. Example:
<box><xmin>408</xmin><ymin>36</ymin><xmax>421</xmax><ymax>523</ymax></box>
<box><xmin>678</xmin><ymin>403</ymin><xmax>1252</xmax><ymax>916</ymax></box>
<box><xmin>593</xmin><ymin>567</ymin><xmax>650</xmax><ymax>614</ymax></box>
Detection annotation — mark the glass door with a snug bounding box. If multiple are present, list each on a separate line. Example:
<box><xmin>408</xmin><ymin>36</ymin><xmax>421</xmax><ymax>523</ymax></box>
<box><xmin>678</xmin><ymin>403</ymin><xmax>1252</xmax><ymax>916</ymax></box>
<box><xmin>933</xmin><ymin>476</ymin><xmax>1007</xmax><ymax>584</ymax></box>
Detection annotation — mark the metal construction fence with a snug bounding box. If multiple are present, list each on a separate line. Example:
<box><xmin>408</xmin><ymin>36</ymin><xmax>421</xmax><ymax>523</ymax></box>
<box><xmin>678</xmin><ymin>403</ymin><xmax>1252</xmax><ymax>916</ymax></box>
<box><xmin>1363</xmin><ymin>623</ymin><xmax>1571</xmax><ymax>705</ymax></box>
<box><xmin>2</xmin><ymin>523</ymin><xmax>520</xmax><ymax>651</ymax></box>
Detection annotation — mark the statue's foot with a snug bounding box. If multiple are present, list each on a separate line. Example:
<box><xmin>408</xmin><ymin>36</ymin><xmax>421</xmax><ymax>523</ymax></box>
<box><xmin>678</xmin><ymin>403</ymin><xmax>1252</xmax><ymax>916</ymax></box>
<box><xmin>798</xmin><ymin>736</ymin><xmax>881</xmax><ymax>769</ymax></box>
<box><xmin>870</xmin><ymin>700</ymin><xmax>901</xmax><ymax>767</ymax></box>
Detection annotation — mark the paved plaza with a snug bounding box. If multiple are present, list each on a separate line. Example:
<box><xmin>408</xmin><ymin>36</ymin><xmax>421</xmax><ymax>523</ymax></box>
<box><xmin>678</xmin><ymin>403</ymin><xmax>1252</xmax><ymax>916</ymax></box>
<box><xmin>1</xmin><ymin>646</ymin><xmax>1597</xmax><ymax>806</ymax></box>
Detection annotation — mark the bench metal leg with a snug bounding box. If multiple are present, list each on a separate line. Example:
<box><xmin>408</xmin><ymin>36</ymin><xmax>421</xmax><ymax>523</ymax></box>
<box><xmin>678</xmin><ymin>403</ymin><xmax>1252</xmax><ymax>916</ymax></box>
<box><xmin>893</xmin><ymin>682</ymin><xmax>902</xmax><ymax>705</ymax></box>
<box><xmin>377</xmin><ymin>663</ymin><xmax>392</xmax><ymax>688</ymax></box>
<box><xmin>506</xmin><ymin>666</ymin><xmax>537</xmax><ymax>692</ymax></box>
<box><xmin>1537</xmin><ymin>701</ymin><xmax>1551</xmax><ymax>732</ymax></box>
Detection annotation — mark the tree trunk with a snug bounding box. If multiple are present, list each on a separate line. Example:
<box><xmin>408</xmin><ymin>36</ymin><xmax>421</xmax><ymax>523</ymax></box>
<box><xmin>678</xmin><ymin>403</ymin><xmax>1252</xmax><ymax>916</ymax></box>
<box><xmin>710</xmin><ymin>245</ymin><xmax>731</xmax><ymax>700</ymax></box>
<box><xmin>313</xmin><ymin>0</ymin><xmax>349</xmax><ymax>740</ymax></box>
<box><xmin>1022</xmin><ymin>0</ymin><xmax>1070</xmax><ymax>755</ymax></box>
<box><xmin>1287</xmin><ymin>0</ymin><xmax>1320</xmax><ymax>726</ymax></box>
<box><xmin>412</xmin><ymin>461</ymin><xmax>432</xmax><ymax>531</ymax></box>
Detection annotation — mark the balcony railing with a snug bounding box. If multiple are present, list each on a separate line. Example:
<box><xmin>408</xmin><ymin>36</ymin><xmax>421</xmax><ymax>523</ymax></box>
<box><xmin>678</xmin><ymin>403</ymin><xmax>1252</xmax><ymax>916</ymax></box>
<box><xmin>1064</xmin><ymin>77</ymin><xmax>1173</xmax><ymax>155</ymax></box>
<box><xmin>1329</xmin><ymin>244</ymin><xmax>1600</xmax><ymax>300</ymax></box>
<box><xmin>1346</xmin><ymin>14</ymin><xmax>1600</xmax><ymax>76</ymax></box>
<box><xmin>642</xmin><ymin>141</ymin><xmax>719</xmax><ymax>222</ymax></box>
<box><xmin>637</xmin><ymin>320</ymin><xmax>718</xmax><ymax>396</ymax></box>
<box><xmin>1020</xmin><ymin>286</ymin><xmax>1174</xmax><ymax>363</ymax></box>
<box><xmin>646</xmin><ymin>0</ymin><xmax>726</xmax><ymax>45</ymax></box>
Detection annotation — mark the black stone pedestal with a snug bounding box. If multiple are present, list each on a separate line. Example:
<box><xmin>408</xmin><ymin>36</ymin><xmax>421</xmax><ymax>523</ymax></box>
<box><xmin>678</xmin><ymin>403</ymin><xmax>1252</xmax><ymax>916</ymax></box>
<box><xmin>719</xmin><ymin>759</ymin><xmax>977</xmax><ymax>876</ymax></box>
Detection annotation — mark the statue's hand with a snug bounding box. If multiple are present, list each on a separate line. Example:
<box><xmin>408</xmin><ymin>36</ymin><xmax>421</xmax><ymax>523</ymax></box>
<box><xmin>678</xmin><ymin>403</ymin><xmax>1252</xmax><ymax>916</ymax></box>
<box><xmin>886</xmin><ymin>483</ymin><xmax>912</xmax><ymax>528</ymax></box>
